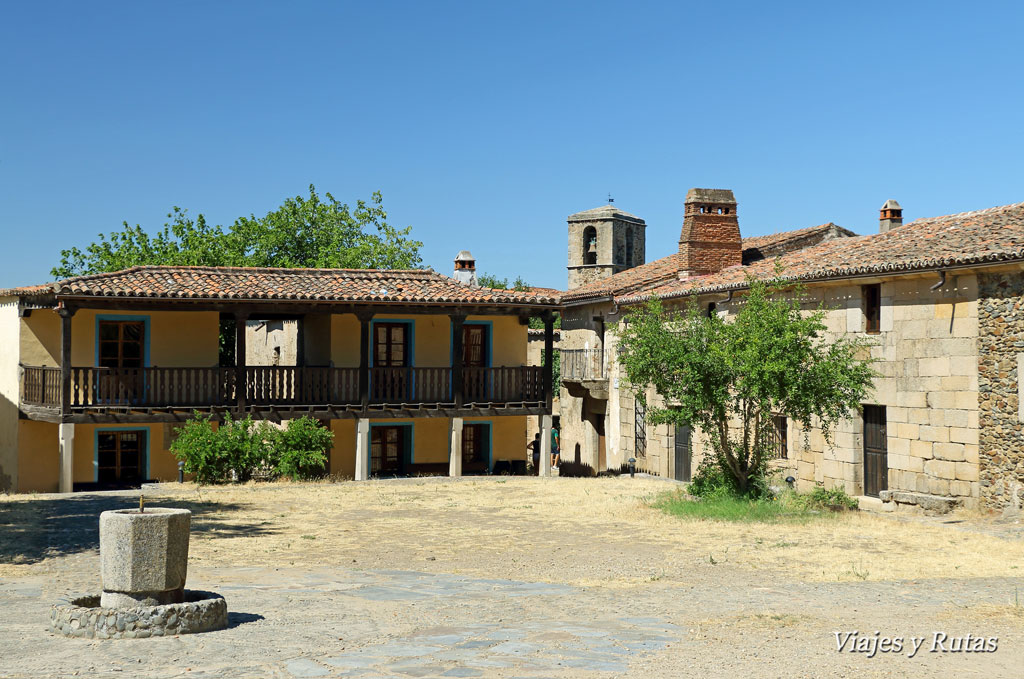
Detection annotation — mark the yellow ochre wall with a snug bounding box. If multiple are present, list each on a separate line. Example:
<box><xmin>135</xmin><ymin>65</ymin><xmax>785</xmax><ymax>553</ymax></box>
<box><xmin>71</xmin><ymin>424</ymin><xmax>179</xmax><ymax>485</ymax></box>
<box><xmin>330</xmin><ymin>314</ymin><xmax>527</xmax><ymax>367</ymax></box>
<box><xmin>17</xmin><ymin>420</ymin><xmax>59</xmax><ymax>492</ymax></box>
<box><xmin>326</xmin><ymin>415</ymin><xmax>528</xmax><ymax>478</ymax></box>
<box><xmin>64</xmin><ymin>309</ymin><xmax>220</xmax><ymax>367</ymax></box>
<box><xmin>21</xmin><ymin>310</ymin><xmax>61</xmax><ymax>366</ymax></box>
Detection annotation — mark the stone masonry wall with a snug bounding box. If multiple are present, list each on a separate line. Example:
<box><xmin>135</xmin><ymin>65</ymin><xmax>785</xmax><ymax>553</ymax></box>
<box><xmin>977</xmin><ymin>272</ymin><xmax>1024</xmax><ymax>508</ymax></box>
<box><xmin>576</xmin><ymin>273</ymin><xmax>983</xmax><ymax>505</ymax></box>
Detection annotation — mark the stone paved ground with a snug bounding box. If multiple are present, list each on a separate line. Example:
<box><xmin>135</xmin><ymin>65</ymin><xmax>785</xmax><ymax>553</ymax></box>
<box><xmin>1</xmin><ymin>480</ymin><xmax>1023</xmax><ymax>678</ymax></box>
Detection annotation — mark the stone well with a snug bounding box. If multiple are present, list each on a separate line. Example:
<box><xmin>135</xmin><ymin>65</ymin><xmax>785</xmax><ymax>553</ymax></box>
<box><xmin>51</xmin><ymin>506</ymin><xmax>228</xmax><ymax>639</ymax></box>
<box><xmin>100</xmin><ymin>507</ymin><xmax>190</xmax><ymax>608</ymax></box>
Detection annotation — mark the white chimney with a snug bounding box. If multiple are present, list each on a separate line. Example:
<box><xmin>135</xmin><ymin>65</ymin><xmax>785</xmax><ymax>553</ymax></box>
<box><xmin>453</xmin><ymin>250</ymin><xmax>478</xmax><ymax>286</ymax></box>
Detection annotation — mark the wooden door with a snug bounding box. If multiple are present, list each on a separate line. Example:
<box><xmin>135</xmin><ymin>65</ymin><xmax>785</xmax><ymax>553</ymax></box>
<box><xmin>373</xmin><ymin>323</ymin><xmax>409</xmax><ymax>401</ymax></box>
<box><xmin>98</xmin><ymin>320</ymin><xmax>145</xmax><ymax>403</ymax></box>
<box><xmin>673</xmin><ymin>424</ymin><xmax>691</xmax><ymax>482</ymax></box>
<box><xmin>371</xmin><ymin>426</ymin><xmax>405</xmax><ymax>477</ymax></box>
<box><xmin>96</xmin><ymin>430</ymin><xmax>144</xmax><ymax>487</ymax></box>
<box><xmin>463</xmin><ymin>325</ymin><xmax>489</xmax><ymax>401</ymax></box>
<box><xmin>863</xmin><ymin>405</ymin><xmax>887</xmax><ymax>497</ymax></box>
<box><xmin>462</xmin><ymin>423</ymin><xmax>489</xmax><ymax>474</ymax></box>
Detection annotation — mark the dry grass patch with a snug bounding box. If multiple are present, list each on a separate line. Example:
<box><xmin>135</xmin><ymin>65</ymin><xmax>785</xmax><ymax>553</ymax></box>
<box><xmin>4</xmin><ymin>477</ymin><xmax>1024</xmax><ymax>585</ymax></box>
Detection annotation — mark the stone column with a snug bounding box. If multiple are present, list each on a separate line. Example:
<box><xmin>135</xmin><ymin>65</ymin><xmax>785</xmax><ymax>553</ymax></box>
<box><xmin>539</xmin><ymin>414</ymin><xmax>553</xmax><ymax>477</ymax></box>
<box><xmin>354</xmin><ymin>418</ymin><xmax>370</xmax><ymax>481</ymax></box>
<box><xmin>59</xmin><ymin>423</ymin><xmax>74</xmax><ymax>493</ymax></box>
<box><xmin>449</xmin><ymin>417</ymin><xmax>464</xmax><ymax>477</ymax></box>
<box><xmin>583</xmin><ymin>416</ymin><xmax>599</xmax><ymax>471</ymax></box>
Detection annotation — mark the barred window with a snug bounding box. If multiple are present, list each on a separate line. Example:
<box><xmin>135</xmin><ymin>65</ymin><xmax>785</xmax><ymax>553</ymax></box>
<box><xmin>770</xmin><ymin>414</ymin><xmax>788</xmax><ymax>459</ymax></box>
<box><xmin>635</xmin><ymin>398</ymin><xmax>647</xmax><ymax>458</ymax></box>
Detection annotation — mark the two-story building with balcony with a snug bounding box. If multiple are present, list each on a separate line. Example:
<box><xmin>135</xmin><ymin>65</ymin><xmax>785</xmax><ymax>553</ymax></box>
<box><xmin>0</xmin><ymin>257</ymin><xmax>558</xmax><ymax>493</ymax></box>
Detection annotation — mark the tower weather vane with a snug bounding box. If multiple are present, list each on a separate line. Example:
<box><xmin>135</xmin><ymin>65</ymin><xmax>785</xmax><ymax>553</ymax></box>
<box><xmin>607</xmin><ymin>193</ymin><xmax>614</xmax><ymax>204</ymax></box>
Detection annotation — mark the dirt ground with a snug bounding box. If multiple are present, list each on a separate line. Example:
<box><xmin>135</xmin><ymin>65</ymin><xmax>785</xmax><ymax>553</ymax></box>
<box><xmin>2</xmin><ymin>476</ymin><xmax>1023</xmax><ymax>678</ymax></box>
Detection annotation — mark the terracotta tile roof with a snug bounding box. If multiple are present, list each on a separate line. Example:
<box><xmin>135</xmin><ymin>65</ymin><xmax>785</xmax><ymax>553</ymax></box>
<box><xmin>562</xmin><ymin>223</ymin><xmax>856</xmax><ymax>303</ymax></box>
<box><xmin>0</xmin><ymin>266</ymin><xmax>561</xmax><ymax>307</ymax></box>
<box><xmin>741</xmin><ymin>223</ymin><xmax>858</xmax><ymax>263</ymax></box>
<box><xmin>618</xmin><ymin>201</ymin><xmax>1024</xmax><ymax>304</ymax></box>
<box><xmin>562</xmin><ymin>253</ymin><xmax>682</xmax><ymax>303</ymax></box>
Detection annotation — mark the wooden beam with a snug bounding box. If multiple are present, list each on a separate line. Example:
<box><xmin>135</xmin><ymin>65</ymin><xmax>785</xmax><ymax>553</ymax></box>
<box><xmin>58</xmin><ymin>405</ymin><xmax>548</xmax><ymax>424</ymax></box>
<box><xmin>234</xmin><ymin>311</ymin><xmax>248</xmax><ymax>410</ymax></box>
<box><xmin>542</xmin><ymin>311</ymin><xmax>554</xmax><ymax>411</ymax></box>
<box><xmin>55</xmin><ymin>297</ymin><xmax>558</xmax><ymax>317</ymax></box>
<box><xmin>58</xmin><ymin>306</ymin><xmax>74</xmax><ymax>419</ymax></box>
<box><xmin>450</xmin><ymin>313</ymin><xmax>465</xmax><ymax>408</ymax></box>
<box><xmin>357</xmin><ymin>311</ymin><xmax>372</xmax><ymax>409</ymax></box>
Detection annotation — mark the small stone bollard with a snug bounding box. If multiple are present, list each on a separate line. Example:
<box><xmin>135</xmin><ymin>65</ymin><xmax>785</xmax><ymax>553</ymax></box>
<box><xmin>99</xmin><ymin>507</ymin><xmax>191</xmax><ymax>608</ymax></box>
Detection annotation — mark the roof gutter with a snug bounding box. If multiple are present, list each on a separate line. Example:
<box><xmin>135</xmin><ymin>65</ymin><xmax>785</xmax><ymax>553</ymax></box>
<box><xmin>560</xmin><ymin>295</ymin><xmax>614</xmax><ymax>308</ymax></box>
<box><xmin>618</xmin><ymin>257</ymin><xmax>1024</xmax><ymax>306</ymax></box>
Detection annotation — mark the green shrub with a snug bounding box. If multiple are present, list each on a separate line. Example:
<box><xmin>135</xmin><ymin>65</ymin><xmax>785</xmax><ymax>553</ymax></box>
<box><xmin>171</xmin><ymin>413</ymin><xmax>269</xmax><ymax>484</ymax></box>
<box><xmin>271</xmin><ymin>417</ymin><xmax>333</xmax><ymax>480</ymax></box>
<box><xmin>804</xmin><ymin>485</ymin><xmax>859</xmax><ymax>510</ymax></box>
<box><xmin>654</xmin><ymin>490</ymin><xmax>824</xmax><ymax>523</ymax></box>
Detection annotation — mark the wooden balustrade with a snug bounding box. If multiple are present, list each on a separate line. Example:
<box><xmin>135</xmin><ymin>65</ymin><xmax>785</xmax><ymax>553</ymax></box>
<box><xmin>21</xmin><ymin>366</ymin><xmax>62</xmax><ymax>407</ymax></box>
<box><xmin>22</xmin><ymin>365</ymin><xmax>545</xmax><ymax>412</ymax></box>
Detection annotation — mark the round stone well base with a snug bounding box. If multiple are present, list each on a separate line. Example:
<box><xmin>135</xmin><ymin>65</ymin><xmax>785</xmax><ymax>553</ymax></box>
<box><xmin>50</xmin><ymin>590</ymin><xmax>228</xmax><ymax>639</ymax></box>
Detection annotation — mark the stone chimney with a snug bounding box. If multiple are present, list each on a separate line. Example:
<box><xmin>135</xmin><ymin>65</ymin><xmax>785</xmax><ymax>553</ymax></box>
<box><xmin>678</xmin><ymin>188</ymin><xmax>742</xmax><ymax>278</ymax></box>
<box><xmin>879</xmin><ymin>199</ymin><xmax>902</xmax><ymax>233</ymax></box>
<box><xmin>453</xmin><ymin>250</ymin><xmax>478</xmax><ymax>286</ymax></box>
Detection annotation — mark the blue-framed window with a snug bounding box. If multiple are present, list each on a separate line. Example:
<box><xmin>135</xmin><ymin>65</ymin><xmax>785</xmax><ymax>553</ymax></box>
<box><xmin>94</xmin><ymin>426</ymin><xmax>150</xmax><ymax>484</ymax></box>
<box><xmin>368</xmin><ymin>422</ymin><xmax>414</xmax><ymax>477</ymax></box>
<box><xmin>450</xmin><ymin>320</ymin><xmax>493</xmax><ymax>367</ymax></box>
<box><xmin>370</xmin><ymin>319</ymin><xmax>415</xmax><ymax>367</ymax></box>
<box><xmin>95</xmin><ymin>315</ymin><xmax>151</xmax><ymax>367</ymax></box>
<box><xmin>370</xmin><ymin>319</ymin><xmax>416</xmax><ymax>402</ymax></box>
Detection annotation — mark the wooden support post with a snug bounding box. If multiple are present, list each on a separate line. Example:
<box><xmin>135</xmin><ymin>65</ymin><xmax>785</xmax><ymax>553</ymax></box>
<box><xmin>450</xmin><ymin>313</ymin><xmax>465</xmax><ymax>407</ymax></box>
<box><xmin>542</xmin><ymin>312</ymin><xmax>555</xmax><ymax>410</ymax></box>
<box><xmin>539</xmin><ymin>414</ymin><xmax>553</xmax><ymax>477</ymax></box>
<box><xmin>234</xmin><ymin>312</ymin><xmax>248</xmax><ymax>411</ymax></box>
<box><xmin>58</xmin><ymin>306</ymin><xmax>74</xmax><ymax>417</ymax></box>
<box><xmin>355</xmin><ymin>418</ymin><xmax>370</xmax><ymax>481</ymax></box>
<box><xmin>358</xmin><ymin>312</ymin><xmax>372</xmax><ymax>410</ymax></box>
<box><xmin>449</xmin><ymin>417</ymin><xmax>464</xmax><ymax>477</ymax></box>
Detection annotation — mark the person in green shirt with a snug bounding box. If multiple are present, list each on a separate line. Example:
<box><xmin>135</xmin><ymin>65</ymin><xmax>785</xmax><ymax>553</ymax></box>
<box><xmin>551</xmin><ymin>426</ymin><xmax>560</xmax><ymax>469</ymax></box>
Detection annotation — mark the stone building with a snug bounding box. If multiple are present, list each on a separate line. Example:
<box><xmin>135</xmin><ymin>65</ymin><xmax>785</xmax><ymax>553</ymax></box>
<box><xmin>559</xmin><ymin>188</ymin><xmax>1024</xmax><ymax>511</ymax></box>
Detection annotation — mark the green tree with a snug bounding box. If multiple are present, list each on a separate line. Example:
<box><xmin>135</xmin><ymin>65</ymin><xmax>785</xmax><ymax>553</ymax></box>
<box><xmin>52</xmin><ymin>185</ymin><xmax>421</xmax><ymax>278</ymax></box>
<box><xmin>617</xmin><ymin>276</ymin><xmax>877</xmax><ymax>496</ymax></box>
<box><xmin>479</xmin><ymin>273</ymin><xmax>561</xmax><ymax>386</ymax></box>
<box><xmin>478</xmin><ymin>272</ymin><xmax>530</xmax><ymax>291</ymax></box>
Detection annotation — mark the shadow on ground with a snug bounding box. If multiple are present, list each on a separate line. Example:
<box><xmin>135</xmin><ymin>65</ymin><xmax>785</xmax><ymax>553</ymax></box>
<box><xmin>0</xmin><ymin>491</ymin><xmax>276</xmax><ymax>566</ymax></box>
<box><xmin>227</xmin><ymin>612</ymin><xmax>265</xmax><ymax>628</ymax></box>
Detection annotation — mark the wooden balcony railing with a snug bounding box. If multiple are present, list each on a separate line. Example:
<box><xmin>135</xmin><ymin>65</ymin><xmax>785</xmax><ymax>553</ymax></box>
<box><xmin>20</xmin><ymin>365</ymin><xmax>545</xmax><ymax>412</ymax></box>
<box><xmin>21</xmin><ymin>366</ymin><xmax>62</xmax><ymax>407</ymax></box>
<box><xmin>561</xmin><ymin>348</ymin><xmax>606</xmax><ymax>381</ymax></box>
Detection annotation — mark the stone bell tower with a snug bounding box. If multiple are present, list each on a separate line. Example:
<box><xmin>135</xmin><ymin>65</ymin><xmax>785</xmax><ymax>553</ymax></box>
<box><xmin>566</xmin><ymin>204</ymin><xmax>646</xmax><ymax>289</ymax></box>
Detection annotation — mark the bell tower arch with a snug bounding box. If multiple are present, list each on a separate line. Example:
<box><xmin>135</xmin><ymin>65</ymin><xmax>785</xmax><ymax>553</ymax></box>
<box><xmin>566</xmin><ymin>204</ymin><xmax>646</xmax><ymax>289</ymax></box>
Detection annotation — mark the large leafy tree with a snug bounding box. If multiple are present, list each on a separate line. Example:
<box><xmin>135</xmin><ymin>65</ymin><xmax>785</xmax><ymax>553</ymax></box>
<box><xmin>617</xmin><ymin>275</ymin><xmax>877</xmax><ymax>495</ymax></box>
<box><xmin>51</xmin><ymin>185</ymin><xmax>421</xmax><ymax>278</ymax></box>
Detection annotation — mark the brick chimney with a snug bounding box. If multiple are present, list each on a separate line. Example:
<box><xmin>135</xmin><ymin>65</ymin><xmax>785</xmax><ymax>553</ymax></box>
<box><xmin>879</xmin><ymin>199</ymin><xmax>902</xmax><ymax>233</ymax></box>
<box><xmin>678</xmin><ymin>188</ymin><xmax>742</xmax><ymax>278</ymax></box>
<box><xmin>453</xmin><ymin>250</ymin><xmax>478</xmax><ymax>286</ymax></box>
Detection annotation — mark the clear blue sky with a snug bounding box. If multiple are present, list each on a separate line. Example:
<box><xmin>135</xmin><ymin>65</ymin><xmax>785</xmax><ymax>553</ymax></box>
<box><xmin>2</xmin><ymin>1</ymin><xmax>1022</xmax><ymax>290</ymax></box>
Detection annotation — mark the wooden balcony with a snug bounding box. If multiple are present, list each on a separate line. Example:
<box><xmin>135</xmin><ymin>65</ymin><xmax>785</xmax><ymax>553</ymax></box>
<box><xmin>20</xmin><ymin>365</ymin><xmax>546</xmax><ymax>423</ymax></box>
<box><xmin>561</xmin><ymin>349</ymin><xmax>606</xmax><ymax>382</ymax></box>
